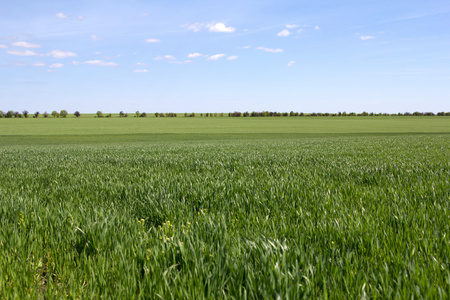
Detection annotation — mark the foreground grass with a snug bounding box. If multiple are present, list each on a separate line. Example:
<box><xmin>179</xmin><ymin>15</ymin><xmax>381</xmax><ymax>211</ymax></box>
<box><xmin>0</xmin><ymin>134</ymin><xmax>449</xmax><ymax>298</ymax></box>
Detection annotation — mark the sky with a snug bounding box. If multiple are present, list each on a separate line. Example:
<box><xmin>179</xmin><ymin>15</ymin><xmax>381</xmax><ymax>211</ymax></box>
<box><xmin>1</xmin><ymin>0</ymin><xmax>449</xmax><ymax>113</ymax></box>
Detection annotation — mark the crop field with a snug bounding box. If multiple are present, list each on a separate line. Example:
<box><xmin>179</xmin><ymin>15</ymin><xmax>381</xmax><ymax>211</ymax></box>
<box><xmin>0</xmin><ymin>117</ymin><xmax>449</xmax><ymax>298</ymax></box>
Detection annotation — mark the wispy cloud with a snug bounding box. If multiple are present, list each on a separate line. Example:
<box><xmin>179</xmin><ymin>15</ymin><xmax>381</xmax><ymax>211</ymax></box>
<box><xmin>135</xmin><ymin>62</ymin><xmax>148</xmax><ymax>66</ymax></box>
<box><xmin>134</xmin><ymin>69</ymin><xmax>148</xmax><ymax>73</ymax></box>
<box><xmin>286</xmin><ymin>24</ymin><xmax>299</xmax><ymax>29</ymax></box>
<box><xmin>188</xmin><ymin>53</ymin><xmax>203</xmax><ymax>58</ymax></box>
<box><xmin>207</xmin><ymin>23</ymin><xmax>236</xmax><ymax>33</ymax></box>
<box><xmin>47</xmin><ymin>50</ymin><xmax>77</xmax><ymax>58</ymax></box>
<box><xmin>12</xmin><ymin>41</ymin><xmax>41</xmax><ymax>48</ymax></box>
<box><xmin>155</xmin><ymin>55</ymin><xmax>175</xmax><ymax>61</ymax></box>
<box><xmin>145</xmin><ymin>38</ymin><xmax>161</xmax><ymax>43</ymax></box>
<box><xmin>83</xmin><ymin>60</ymin><xmax>118</xmax><ymax>67</ymax></box>
<box><xmin>207</xmin><ymin>54</ymin><xmax>226</xmax><ymax>60</ymax></box>
<box><xmin>277</xmin><ymin>29</ymin><xmax>290</xmax><ymax>37</ymax></box>
<box><xmin>227</xmin><ymin>56</ymin><xmax>239</xmax><ymax>60</ymax></box>
<box><xmin>56</xmin><ymin>12</ymin><xmax>69</xmax><ymax>19</ymax></box>
<box><xmin>56</xmin><ymin>12</ymin><xmax>84</xmax><ymax>20</ymax></box>
<box><xmin>49</xmin><ymin>63</ymin><xmax>64</xmax><ymax>68</ymax></box>
<box><xmin>0</xmin><ymin>44</ymin><xmax>8</xmax><ymax>48</ymax></box>
<box><xmin>182</xmin><ymin>23</ymin><xmax>204</xmax><ymax>32</ymax></box>
<box><xmin>287</xmin><ymin>60</ymin><xmax>295</xmax><ymax>67</ymax></box>
<box><xmin>360</xmin><ymin>35</ymin><xmax>375</xmax><ymax>40</ymax></box>
<box><xmin>7</xmin><ymin>50</ymin><xmax>42</xmax><ymax>56</ymax></box>
<box><xmin>30</xmin><ymin>62</ymin><xmax>46</xmax><ymax>67</ymax></box>
<box><xmin>314</xmin><ymin>25</ymin><xmax>320</xmax><ymax>30</ymax></box>
<box><xmin>91</xmin><ymin>35</ymin><xmax>102</xmax><ymax>41</ymax></box>
<box><xmin>256</xmin><ymin>47</ymin><xmax>283</xmax><ymax>53</ymax></box>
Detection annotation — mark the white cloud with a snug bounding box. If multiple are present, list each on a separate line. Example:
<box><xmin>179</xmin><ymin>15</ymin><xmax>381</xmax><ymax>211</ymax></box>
<box><xmin>0</xmin><ymin>44</ymin><xmax>7</xmax><ymax>48</ymax></box>
<box><xmin>83</xmin><ymin>60</ymin><xmax>118</xmax><ymax>67</ymax></box>
<box><xmin>7</xmin><ymin>50</ymin><xmax>42</xmax><ymax>56</ymax></box>
<box><xmin>208</xmin><ymin>54</ymin><xmax>226</xmax><ymax>60</ymax></box>
<box><xmin>134</xmin><ymin>69</ymin><xmax>148</xmax><ymax>73</ymax></box>
<box><xmin>135</xmin><ymin>62</ymin><xmax>148</xmax><ymax>66</ymax></box>
<box><xmin>12</xmin><ymin>41</ymin><xmax>41</xmax><ymax>48</ymax></box>
<box><xmin>286</xmin><ymin>24</ymin><xmax>299</xmax><ymax>29</ymax></box>
<box><xmin>56</xmin><ymin>12</ymin><xmax>69</xmax><ymax>19</ymax></box>
<box><xmin>360</xmin><ymin>35</ymin><xmax>375</xmax><ymax>40</ymax></box>
<box><xmin>168</xmin><ymin>60</ymin><xmax>193</xmax><ymax>64</ymax></box>
<box><xmin>277</xmin><ymin>29</ymin><xmax>291</xmax><ymax>37</ymax></box>
<box><xmin>227</xmin><ymin>55</ymin><xmax>239</xmax><ymax>60</ymax></box>
<box><xmin>314</xmin><ymin>25</ymin><xmax>320</xmax><ymax>30</ymax></box>
<box><xmin>183</xmin><ymin>23</ymin><xmax>204</xmax><ymax>32</ymax></box>
<box><xmin>91</xmin><ymin>35</ymin><xmax>102</xmax><ymax>41</ymax></box>
<box><xmin>287</xmin><ymin>60</ymin><xmax>295</xmax><ymax>67</ymax></box>
<box><xmin>297</xmin><ymin>28</ymin><xmax>303</xmax><ymax>33</ymax></box>
<box><xmin>188</xmin><ymin>53</ymin><xmax>203</xmax><ymax>58</ymax></box>
<box><xmin>241</xmin><ymin>45</ymin><xmax>251</xmax><ymax>49</ymax></box>
<box><xmin>49</xmin><ymin>63</ymin><xmax>64</xmax><ymax>68</ymax></box>
<box><xmin>256</xmin><ymin>47</ymin><xmax>284</xmax><ymax>53</ymax></box>
<box><xmin>145</xmin><ymin>38</ymin><xmax>161</xmax><ymax>43</ymax></box>
<box><xmin>30</xmin><ymin>62</ymin><xmax>46</xmax><ymax>67</ymax></box>
<box><xmin>56</xmin><ymin>12</ymin><xmax>84</xmax><ymax>20</ymax></box>
<box><xmin>12</xmin><ymin>62</ymin><xmax>27</xmax><ymax>66</ymax></box>
<box><xmin>47</xmin><ymin>50</ymin><xmax>77</xmax><ymax>58</ymax></box>
<box><xmin>72</xmin><ymin>61</ymin><xmax>80</xmax><ymax>66</ymax></box>
<box><xmin>207</xmin><ymin>22</ymin><xmax>236</xmax><ymax>33</ymax></box>
<box><xmin>155</xmin><ymin>55</ymin><xmax>175</xmax><ymax>61</ymax></box>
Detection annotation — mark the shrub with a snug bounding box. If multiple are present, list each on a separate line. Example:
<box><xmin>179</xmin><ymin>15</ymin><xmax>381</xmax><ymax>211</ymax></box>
<box><xmin>154</xmin><ymin>112</ymin><xmax>159</xmax><ymax>117</ymax></box>
<box><xmin>106</xmin><ymin>113</ymin><xmax>112</xmax><ymax>118</ymax></box>
<box><xmin>74</xmin><ymin>111</ymin><xmax>81</xmax><ymax>117</ymax></box>
<box><xmin>446</xmin><ymin>112</ymin><xmax>450</xmax><ymax>116</ymax></box>
<box><xmin>0</xmin><ymin>110</ymin><xmax>4</xmax><ymax>118</ymax></box>
<box><xmin>52</xmin><ymin>111</ymin><xmax>58</xmax><ymax>118</ymax></box>
<box><xmin>22</xmin><ymin>110</ymin><xmax>29</xmax><ymax>118</ymax></box>
<box><xmin>60</xmin><ymin>110</ymin><xmax>68</xmax><ymax>118</ymax></box>
<box><xmin>97</xmin><ymin>111</ymin><xmax>104</xmax><ymax>118</ymax></box>
<box><xmin>119</xmin><ymin>111</ymin><xmax>126</xmax><ymax>117</ymax></box>
<box><xmin>43</xmin><ymin>111</ymin><xmax>49</xmax><ymax>118</ymax></box>
<box><xmin>135</xmin><ymin>111</ymin><xmax>140</xmax><ymax>117</ymax></box>
<box><xmin>139</xmin><ymin>112</ymin><xmax>147</xmax><ymax>117</ymax></box>
<box><xmin>33</xmin><ymin>112</ymin><xmax>40</xmax><ymax>118</ymax></box>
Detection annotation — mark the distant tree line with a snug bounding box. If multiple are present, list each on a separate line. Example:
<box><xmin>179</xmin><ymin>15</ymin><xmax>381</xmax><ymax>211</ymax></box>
<box><xmin>1</xmin><ymin>110</ymin><xmax>449</xmax><ymax>118</ymax></box>
<box><xmin>227</xmin><ymin>111</ymin><xmax>450</xmax><ymax>117</ymax></box>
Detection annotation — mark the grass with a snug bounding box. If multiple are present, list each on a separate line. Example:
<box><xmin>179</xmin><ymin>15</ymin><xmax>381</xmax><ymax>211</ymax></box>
<box><xmin>0</xmin><ymin>118</ymin><xmax>449</xmax><ymax>298</ymax></box>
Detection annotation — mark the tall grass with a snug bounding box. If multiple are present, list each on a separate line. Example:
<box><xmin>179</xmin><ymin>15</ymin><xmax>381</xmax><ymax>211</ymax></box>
<box><xmin>0</xmin><ymin>135</ymin><xmax>449</xmax><ymax>298</ymax></box>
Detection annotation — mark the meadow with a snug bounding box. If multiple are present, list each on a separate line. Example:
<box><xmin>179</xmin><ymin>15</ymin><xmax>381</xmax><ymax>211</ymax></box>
<box><xmin>0</xmin><ymin>117</ymin><xmax>449</xmax><ymax>298</ymax></box>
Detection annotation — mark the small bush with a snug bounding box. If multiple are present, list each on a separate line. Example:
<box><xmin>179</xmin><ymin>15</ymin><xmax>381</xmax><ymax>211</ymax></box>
<box><xmin>97</xmin><ymin>111</ymin><xmax>104</xmax><ymax>118</ymax></box>
<box><xmin>33</xmin><ymin>112</ymin><xmax>40</xmax><ymax>118</ymax></box>
<box><xmin>22</xmin><ymin>110</ymin><xmax>29</xmax><ymax>118</ymax></box>
<box><xmin>74</xmin><ymin>111</ymin><xmax>81</xmax><ymax>117</ymax></box>
<box><xmin>60</xmin><ymin>110</ymin><xmax>68</xmax><ymax>118</ymax></box>
<box><xmin>43</xmin><ymin>111</ymin><xmax>49</xmax><ymax>118</ymax></box>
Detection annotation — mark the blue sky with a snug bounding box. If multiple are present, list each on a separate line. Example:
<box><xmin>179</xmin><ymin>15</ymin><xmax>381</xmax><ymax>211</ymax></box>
<box><xmin>1</xmin><ymin>0</ymin><xmax>449</xmax><ymax>113</ymax></box>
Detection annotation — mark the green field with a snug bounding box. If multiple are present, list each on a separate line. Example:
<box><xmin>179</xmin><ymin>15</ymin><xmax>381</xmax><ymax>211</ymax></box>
<box><xmin>0</xmin><ymin>118</ymin><xmax>449</xmax><ymax>298</ymax></box>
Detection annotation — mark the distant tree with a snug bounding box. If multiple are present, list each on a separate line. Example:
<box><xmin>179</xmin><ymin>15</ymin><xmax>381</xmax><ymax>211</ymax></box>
<box><xmin>106</xmin><ymin>113</ymin><xmax>112</xmax><ymax>118</ymax></box>
<box><xmin>33</xmin><ymin>111</ymin><xmax>40</xmax><ymax>118</ymax></box>
<box><xmin>60</xmin><ymin>110</ymin><xmax>68</xmax><ymax>118</ymax></box>
<box><xmin>0</xmin><ymin>110</ymin><xmax>4</xmax><ymax>118</ymax></box>
<box><xmin>119</xmin><ymin>111</ymin><xmax>125</xmax><ymax>117</ymax></box>
<box><xmin>446</xmin><ymin>112</ymin><xmax>450</xmax><ymax>116</ymax></box>
<box><xmin>135</xmin><ymin>111</ymin><xmax>140</xmax><ymax>117</ymax></box>
<box><xmin>220</xmin><ymin>112</ymin><xmax>224</xmax><ymax>117</ymax></box>
<box><xmin>74</xmin><ymin>111</ymin><xmax>81</xmax><ymax>117</ymax></box>
<box><xmin>43</xmin><ymin>111</ymin><xmax>49</xmax><ymax>118</ymax></box>
<box><xmin>51</xmin><ymin>111</ymin><xmax>58</xmax><ymax>118</ymax></box>
<box><xmin>96</xmin><ymin>111</ymin><xmax>104</xmax><ymax>118</ymax></box>
<box><xmin>14</xmin><ymin>111</ymin><xmax>20</xmax><ymax>118</ymax></box>
<box><xmin>200</xmin><ymin>113</ymin><xmax>203</xmax><ymax>117</ymax></box>
<box><xmin>154</xmin><ymin>112</ymin><xmax>159</xmax><ymax>117</ymax></box>
<box><xmin>412</xmin><ymin>111</ymin><xmax>423</xmax><ymax>116</ymax></box>
<box><xmin>184</xmin><ymin>112</ymin><xmax>188</xmax><ymax>117</ymax></box>
<box><xmin>140</xmin><ymin>112</ymin><xmax>147</xmax><ymax>117</ymax></box>
<box><xmin>22</xmin><ymin>110</ymin><xmax>29</xmax><ymax>118</ymax></box>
